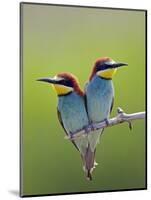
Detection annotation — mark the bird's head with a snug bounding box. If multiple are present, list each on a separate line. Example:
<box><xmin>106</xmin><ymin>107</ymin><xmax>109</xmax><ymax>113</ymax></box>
<box><xmin>89</xmin><ymin>57</ymin><xmax>128</xmax><ymax>81</ymax></box>
<box><xmin>37</xmin><ymin>72</ymin><xmax>84</xmax><ymax>96</ymax></box>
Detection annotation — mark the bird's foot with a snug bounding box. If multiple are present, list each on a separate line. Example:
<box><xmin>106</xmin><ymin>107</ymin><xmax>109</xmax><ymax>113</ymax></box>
<box><xmin>104</xmin><ymin>118</ymin><xmax>110</xmax><ymax>126</ymax></box>
<box><xmin>83</xmin><ymin>126</ymin><xmax>90</xmax><ymax>135</ymax></box>
<box><xmin>90</xmin><ymin>123</ymin><xmax>95</xmax><ymax>131</ymax></box>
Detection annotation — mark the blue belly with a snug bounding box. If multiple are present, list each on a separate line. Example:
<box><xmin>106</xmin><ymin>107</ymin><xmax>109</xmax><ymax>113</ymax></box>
<box><xmin>86</xmin><ymin>76</ymin><xmax>114</xmax><ymax>123</ymax></box>
<box><xmin>58</xmin><ymin>92</ymin><xmax>89</xmax><ymax>135</ymax></box>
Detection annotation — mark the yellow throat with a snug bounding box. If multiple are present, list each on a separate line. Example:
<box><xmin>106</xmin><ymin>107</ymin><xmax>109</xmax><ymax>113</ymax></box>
<box><xmin>52</xmin><ymin>84</ymin><xmax>73</xmax><ymax>95</ymax></box>
<box><xmin>97</xmin><ymin>68</ymin><xmax>117</xmax><ymax>79</ymax></box>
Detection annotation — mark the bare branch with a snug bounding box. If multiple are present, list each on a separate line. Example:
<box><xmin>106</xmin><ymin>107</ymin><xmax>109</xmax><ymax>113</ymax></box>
<box><xmin>65</xmin><ymin>107</ymin><xmax>146</xmax><ymax>141</ymax></box>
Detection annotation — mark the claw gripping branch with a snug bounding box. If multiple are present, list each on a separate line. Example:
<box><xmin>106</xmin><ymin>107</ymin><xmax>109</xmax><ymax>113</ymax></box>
<box><xmin>65</xmin><ymin>107</ymin><xmax>146</xmax><ymax>141</ymax></box>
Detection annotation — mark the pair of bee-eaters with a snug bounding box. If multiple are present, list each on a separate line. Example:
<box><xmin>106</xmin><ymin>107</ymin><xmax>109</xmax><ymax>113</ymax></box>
<box><xmin>38</xmin><ymin>57</ymin><xmax>127</xmax><ymax>180</ymax></box>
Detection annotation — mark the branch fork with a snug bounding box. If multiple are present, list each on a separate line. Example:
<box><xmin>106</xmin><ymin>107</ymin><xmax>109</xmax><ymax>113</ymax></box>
<box><xmin>65</xmin><ymin>107</ymin><xmax>146</xmax><ymax>141</ymax></box>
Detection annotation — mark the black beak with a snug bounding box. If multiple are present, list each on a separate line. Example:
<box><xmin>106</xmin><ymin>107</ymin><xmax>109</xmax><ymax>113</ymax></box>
<box><xmin>112</xmin><ymin>62</ymin><xmax>128</xmax><ymax>68</ymax></box>
<box><xmin>36</xmin><ymin>78</ymin><xmax>60</xmax><ymax>84</ymax></box>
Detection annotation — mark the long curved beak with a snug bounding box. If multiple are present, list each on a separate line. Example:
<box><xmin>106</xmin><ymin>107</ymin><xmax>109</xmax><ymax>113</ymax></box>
<box><xmin>112</xmin><ymin>62</ymin><xmax>128</xmax><ymax>68</ymax></box>
<box><xmin>36</xmin><ymin>77</ymin><xmax>61</xmax><ymax>84</ymax></box>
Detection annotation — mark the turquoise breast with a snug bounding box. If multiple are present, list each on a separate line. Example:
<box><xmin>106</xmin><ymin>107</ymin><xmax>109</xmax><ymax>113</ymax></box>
<box><xmin>86</xmin><ymin>75</ymin><xmax>114</xmax><ymax>123</ymax></box>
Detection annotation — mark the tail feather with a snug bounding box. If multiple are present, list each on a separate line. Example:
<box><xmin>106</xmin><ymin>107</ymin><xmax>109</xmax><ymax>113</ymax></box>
<box><xmin>82</xmin><ymin>144</ymin><xmax>96</xmax><ymax>180</ymax></box>
<box><xmin>87</xmin><ymin>170</ymin><xmax>92</xmax><ymax>181</ymax></box>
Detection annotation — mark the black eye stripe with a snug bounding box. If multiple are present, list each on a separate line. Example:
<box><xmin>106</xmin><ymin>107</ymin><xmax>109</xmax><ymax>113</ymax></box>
<box><xmin>58</xmin><ymin>79</ymin><xmax>73</xmax><ymax>87</ymax></box>
<box><xmin>96</xmin><ymin>63</ymin><xmax>114</xmax><ymax>72</ymax></box>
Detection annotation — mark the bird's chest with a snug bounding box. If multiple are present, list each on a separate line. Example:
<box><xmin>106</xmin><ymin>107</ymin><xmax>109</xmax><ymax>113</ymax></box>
<box><xmin>87</xmin><ymin>77</ymin><xmax>114</xmax><ymax>122</ymax></box>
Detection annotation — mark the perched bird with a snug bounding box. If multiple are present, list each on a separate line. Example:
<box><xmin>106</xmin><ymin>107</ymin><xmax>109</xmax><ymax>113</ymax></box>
<box><xmin>85</xmin><ymin>57</ymin><xmax>128</xmax><ymax>170</ymax></box>
<box><xmin>37</xmin><ymin>72</ymin><xmax>95</xmax><ymax>180</ymax></box>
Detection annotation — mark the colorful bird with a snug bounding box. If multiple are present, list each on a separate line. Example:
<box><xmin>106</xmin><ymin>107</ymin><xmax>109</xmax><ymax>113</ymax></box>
<box><xmin>37</xmin><ymin>72</ymin><xmax>95</xmax><ymax>180</ymax></box>
<box><xmin>85</xmin><ymin>57</ymin><xmax>128</xmax><ymax>173</ymax></box>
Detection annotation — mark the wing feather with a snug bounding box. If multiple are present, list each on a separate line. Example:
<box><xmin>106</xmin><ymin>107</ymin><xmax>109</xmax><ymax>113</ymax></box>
<box><xmin>110</xmin><ymin>96</ymin><xmax>114</xmax><ymax>114</ymax></box>
<box><xmin>57</xmin><ymin>108</ymin><xmax>79</xmax><ymax>151</ymax></box>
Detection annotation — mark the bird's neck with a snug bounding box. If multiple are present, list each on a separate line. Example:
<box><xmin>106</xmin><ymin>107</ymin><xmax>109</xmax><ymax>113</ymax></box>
<box><xmin>57</xmin><ymin>91</ymin><xmax>73</xmax><ymax>97</ymax></box>
<box><xmin>74</xmin><ymin>87</ymin><xmax>84</xmax><ymax>96</ymax></box>
<box><xmin>94</xmin><ymin>75</ymin><xmax>112</xmax><ymax>82</ymax></box>
<box><xmin>57</xmin><ymin>89</ymin><xmax>84</xmax><ymax>97</ymax></box>
<box><xmin>91</xmin><ymin>75</ymin><xmax>113</xmax><ymax>90</ymax></box>
<box><xmin>97</xmin><ymin>75</ymin><xmax>112</xmax><ymax>80</ymax></box>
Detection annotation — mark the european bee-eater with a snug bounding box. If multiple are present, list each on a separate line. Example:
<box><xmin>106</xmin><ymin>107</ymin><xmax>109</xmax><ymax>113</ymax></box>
<box><xmin>85</xmin><ymin>57</ymin><xmax>128</xmax><ymax>167</ymax></box>
<box><xmin>37</xmin><ymin>72</ymin><xmax>95</xmax><ymax>180</ymax></box>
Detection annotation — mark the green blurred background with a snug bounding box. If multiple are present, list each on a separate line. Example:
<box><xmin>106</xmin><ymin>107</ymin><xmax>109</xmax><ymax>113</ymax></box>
<box><xmin>21</xmin><ymin>3</ymin><xmax>146</xmax><ymax>196</ymax></box>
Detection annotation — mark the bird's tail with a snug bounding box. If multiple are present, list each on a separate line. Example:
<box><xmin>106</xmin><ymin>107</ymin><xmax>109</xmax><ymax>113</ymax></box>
<box><xmin>82</xmin><ymin>144</ymin><xmax>96</xmax><ymax>181</ymax></box>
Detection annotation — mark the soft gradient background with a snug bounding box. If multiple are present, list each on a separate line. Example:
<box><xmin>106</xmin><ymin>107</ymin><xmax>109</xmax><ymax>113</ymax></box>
<box><xmin>21</xmin><ymin>3</ymin><xmax>146</xmax><ymax>196</ymax></box>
